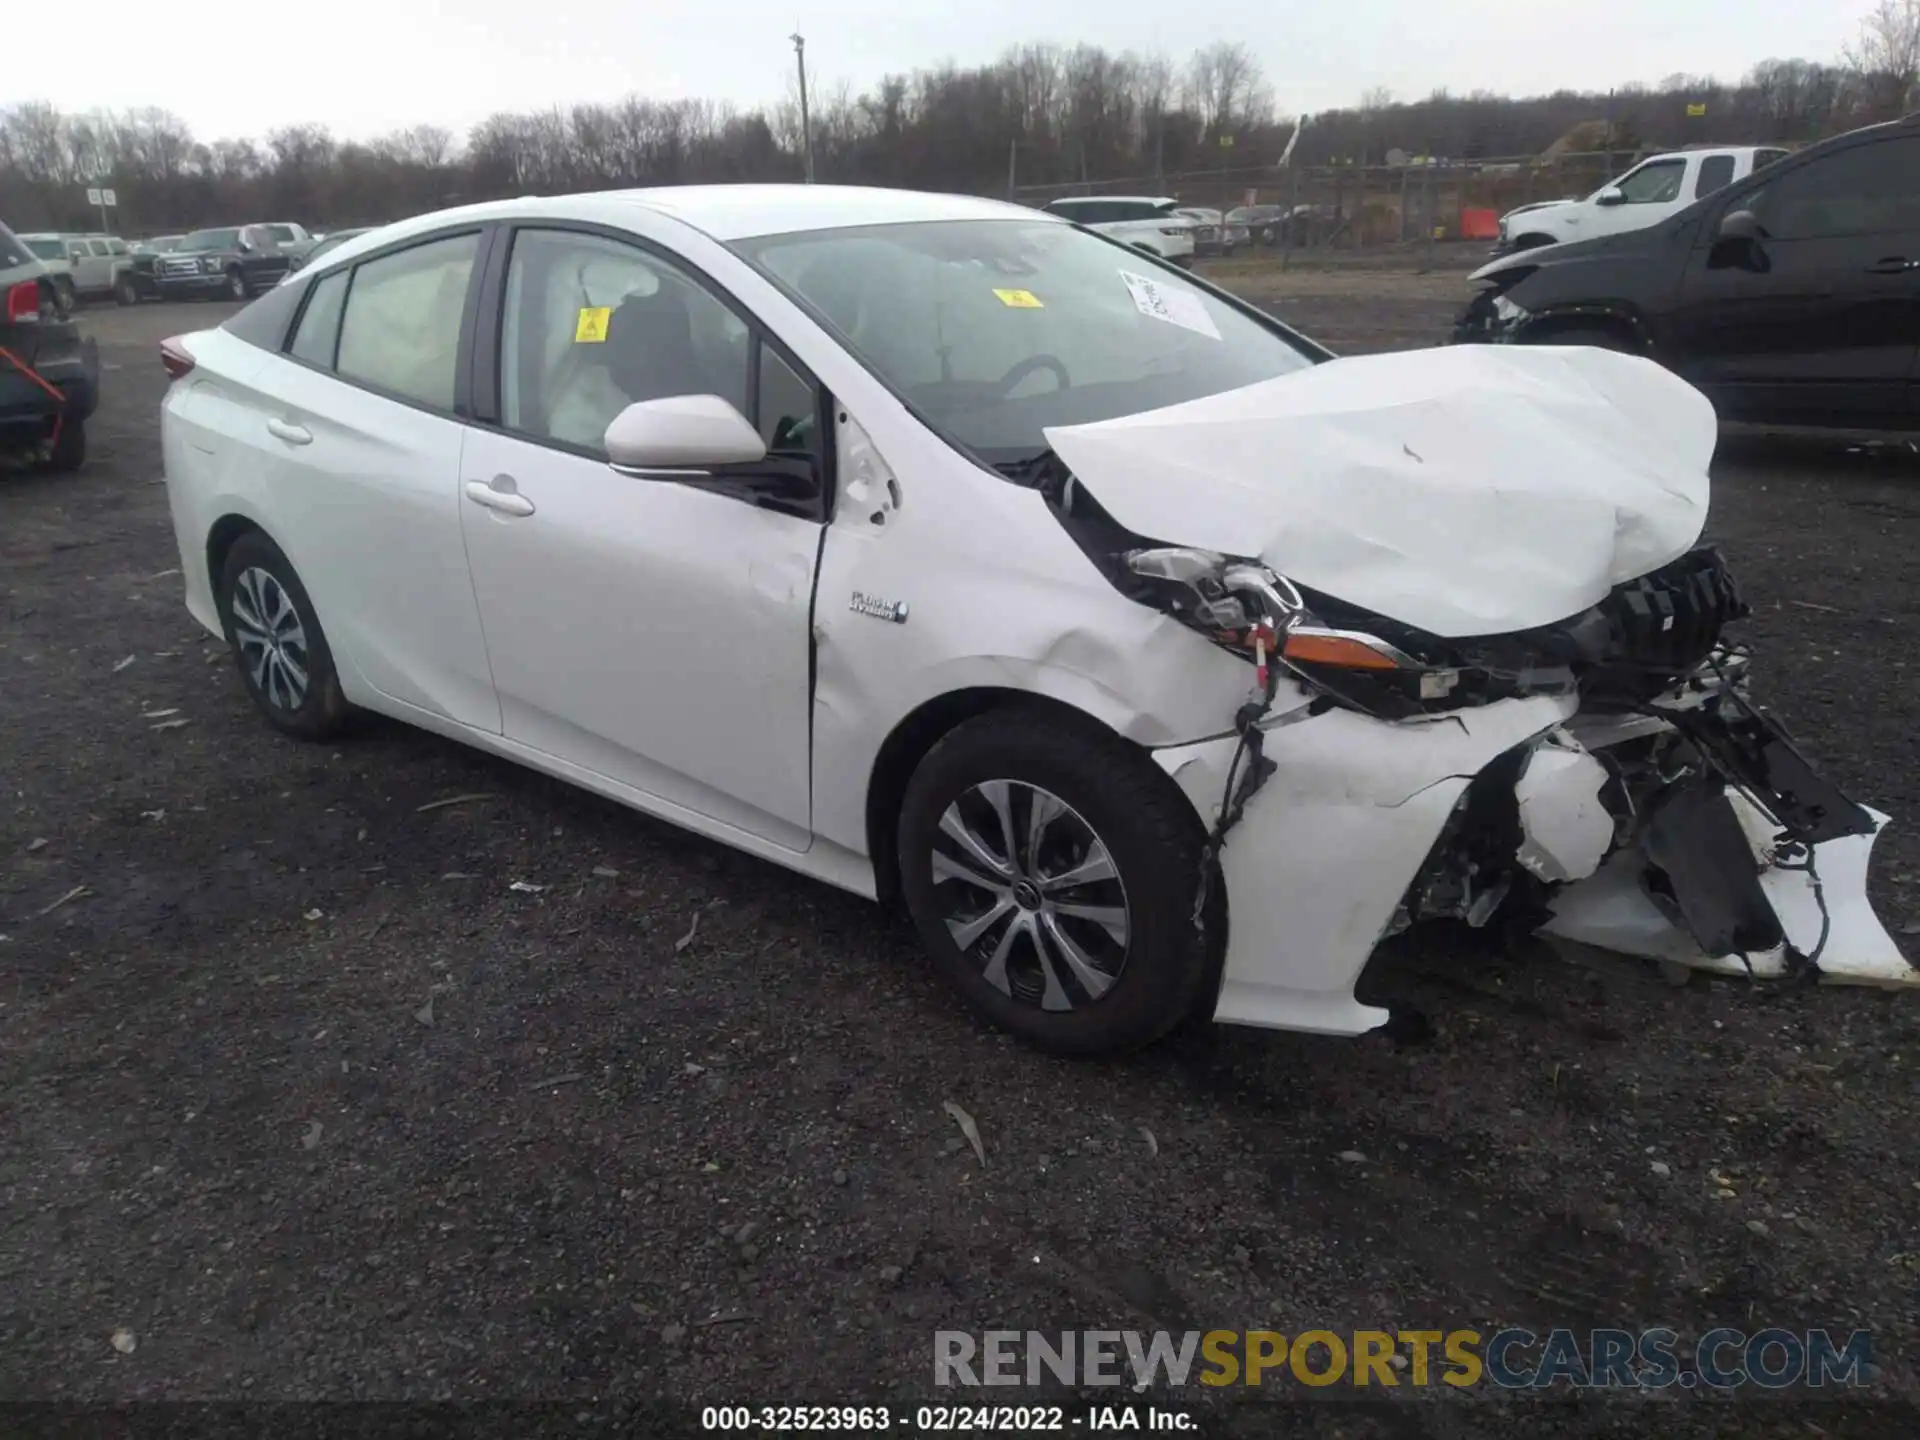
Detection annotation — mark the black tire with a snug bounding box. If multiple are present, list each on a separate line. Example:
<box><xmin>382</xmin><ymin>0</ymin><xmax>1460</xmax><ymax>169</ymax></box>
<box><xmin>1531</xmin><ymin>326</ymin><xmax>1635</xmax><ymax>354</ymax></box>
<box><xmin>113</xmin><ymin>274</ymin><xmax>137</xmax><ymax>306</ymax></box>
<box><xmin>225</xmin><ymin>268</ymin><xmax>248</xmax><ymax>301</ymax></box>
<box><xmin>216</xmin><ymin>531</ymin><xmax>353</xmax><ymax>740</ymax></box>
<box><xmin>52</xmin><ymin>277</ymin><xmax>75</xmax><ymax>315</ymax></box>
<box><xmin>897</xmin><ymin>709</ymin><xmax>1214</xmax><ymax>1056</ymax></box>
<box><xmin>43</xmin><ymin>418</ymin><xmax>85</xmax><ymax>473</ymax></box>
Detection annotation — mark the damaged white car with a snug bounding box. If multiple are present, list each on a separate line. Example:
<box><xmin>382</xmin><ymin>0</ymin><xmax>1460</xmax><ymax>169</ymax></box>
<box><xmin>158</xmin><ymin>186</ymin><xmax>1912</xmax><ymax>1055</ymax></box>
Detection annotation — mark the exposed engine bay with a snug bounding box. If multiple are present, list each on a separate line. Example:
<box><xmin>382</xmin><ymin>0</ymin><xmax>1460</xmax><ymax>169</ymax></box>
<box><xmin>1011</xmin><ymin>446</ymin><xmax>1911</xmax><ymax>998</ymax></box>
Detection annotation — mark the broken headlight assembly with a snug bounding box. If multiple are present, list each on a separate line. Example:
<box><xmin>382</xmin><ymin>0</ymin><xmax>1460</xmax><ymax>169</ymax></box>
<box><xmin>1122</xmin><ymin>542</ymin><xmax>1753</xmax><ymax>723</ymax></box>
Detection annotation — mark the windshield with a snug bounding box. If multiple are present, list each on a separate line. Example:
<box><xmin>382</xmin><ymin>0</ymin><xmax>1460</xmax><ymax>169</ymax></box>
<box><xmin>24</xmin><ymin>238</ymin><xmax>65</xmax><ymax>260</ymax></box>
<box><xmin>180</xmin><ymin>228</ymin><xmax>239</xmax><ymax>251</ymax></box>
<box><xmin>733</xmin><ymin>219</ymin><xmax>1315</xmax><ymax>464</ymax></box>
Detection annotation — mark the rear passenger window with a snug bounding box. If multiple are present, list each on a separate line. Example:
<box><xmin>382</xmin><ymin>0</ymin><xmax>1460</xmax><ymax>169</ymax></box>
<box><xmin>335</xmin><ymin>233</ymin><xmax>479</xmax><ymax>410</ymax></box>
<box><xmin>1695</xmin><ymin>155</ymin><xmax>1736</xmax><ymax>199</ymax></box>
<box><xmin>289</xmin><ymin>269</ymin><xmax>349</xmax><ymax>368</ymax></box>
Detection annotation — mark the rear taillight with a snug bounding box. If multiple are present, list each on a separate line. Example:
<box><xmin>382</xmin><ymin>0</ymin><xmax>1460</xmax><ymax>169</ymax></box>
<box><xmin>160</xmin><ymin>336</ymin><xmax>195</xmax><ymax>380</ymax></box>
<box><xmin>6</xmin><ymin>280</ymin><xmax>41</xmax><ymax>324</ymax></box>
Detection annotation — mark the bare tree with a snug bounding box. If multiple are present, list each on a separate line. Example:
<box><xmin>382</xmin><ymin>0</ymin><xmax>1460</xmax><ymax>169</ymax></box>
<box><xmin>1183</xmin><ymin>41</ymin><xmax>1272</xmax><ymax>135</ymax></box>
<box><xmin>1844</xmin><ymin>0</ymin><xmax>1920</xmax><ymax>116</ymax></box>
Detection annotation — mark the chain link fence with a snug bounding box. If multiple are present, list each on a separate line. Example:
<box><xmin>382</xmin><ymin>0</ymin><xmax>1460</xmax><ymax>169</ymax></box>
<box><xmin>1008</xmin><ymin>147</ymin><xmax>1768</xmax><ymax>256</ymax></box>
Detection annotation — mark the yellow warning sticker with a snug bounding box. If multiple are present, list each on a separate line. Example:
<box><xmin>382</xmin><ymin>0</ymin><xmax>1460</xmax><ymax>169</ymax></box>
<box><xmin>574</xmin><ymin>306</ymin><xmax>612</xmax><ymax>343</ymax></box>
<box><xmin>993</xmin><ymin>288</ymin><xmax>1043</xmax><ymax>309</ymax></box>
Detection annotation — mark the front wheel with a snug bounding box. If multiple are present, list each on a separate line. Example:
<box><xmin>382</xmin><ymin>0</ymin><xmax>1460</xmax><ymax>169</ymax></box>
<box><xmin>897</xmin><ymin>710</ymin><xmax>1214</xmax><ymax>1056</ymax></box>
<box><xmin>226</xmin><ymin>268</ymin><xmax>248</xmax><ymax>301</ymax></box>
<box><xmin>113</xmin><ymin>275</ymin><xmax>137</xmax><ymax>306</ymax></box>
<box><xmin>216</xmin><ymin>531</ymin><xmax>354</xmax><ymax>740</ymax></box>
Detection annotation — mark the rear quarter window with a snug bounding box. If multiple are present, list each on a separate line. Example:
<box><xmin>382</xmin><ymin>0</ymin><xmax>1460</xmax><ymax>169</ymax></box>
<box><xmin>222</xmin><ymin>273</ymin><xmax>310</xmax><ymax>351</ymax></box>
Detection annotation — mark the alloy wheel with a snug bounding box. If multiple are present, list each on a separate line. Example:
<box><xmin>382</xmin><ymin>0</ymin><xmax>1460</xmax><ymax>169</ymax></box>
<box><xmin>231</xmin><ymin>566</ymin><xmax>310</xmax><ymax>712</ymax></box>
<box><xmin>930</xmin><ymin>780</ymin><xmax>1130</xmax><ymax>1011</ymax></box>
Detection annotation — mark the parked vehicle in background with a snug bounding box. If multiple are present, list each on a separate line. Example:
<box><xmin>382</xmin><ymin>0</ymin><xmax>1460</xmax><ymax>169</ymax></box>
<box><xmin>1173</xmin><ymin>207</ymin><xmax>1248</xmax><ymax>256</ymax></box>
<box><xmin>289</xmin><ymin>226</ymin><xmax>372</xmax><ymax>272</ymax></box>
<box><xmin>1226</xmin><ymin>205</ymin><xmax>1288</xmax><ymax>246</ymax></box>
<box><xmin>15</xmin><ymin>234</ymin><xmax>77</xmax><ymax>311</ymax></box>
<box><xmin>1456</xmin><ymin>117</ymin><xmax>1919</xmax><ymax>431</ymax></box>
<box><xmin>153</xmin><ymin>225</ymin><xmax>292</xmax><ymax>301</ymax></box>
<box><xmin>262</xmin><ymin>223</ymin><xmax>318</xmax><ymax>262</ymax></box>
<box><xmin>1041</xmin><ymin>196</ymin><xmax>1196</xmax><ymax>264</ymax></box>
<box><xmin>157</xmin><ymin>184</ymin><xmax>1905</xmax><ymax>1055</ymax></box>
<box><xmin>129</xmin><ymin>235</ymin><xmax>186</xmax><ymax>300</ymax></box>
<box><xmin>1493</xmin><ymin>146</ymin><xmax>1790</xmax><ymax>254</ymax></box>
<box><xmin>0</xmin><ymin>219</ymin><xmax>100</xmax><ymax>471</ymax></box>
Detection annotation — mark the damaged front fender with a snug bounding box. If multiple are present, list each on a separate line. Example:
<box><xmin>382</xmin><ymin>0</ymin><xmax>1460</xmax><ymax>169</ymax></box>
<box><xmin>1153</xmin><ymin>694</ymin><xmax>1578</xmax><ymax>1037</ymax></box>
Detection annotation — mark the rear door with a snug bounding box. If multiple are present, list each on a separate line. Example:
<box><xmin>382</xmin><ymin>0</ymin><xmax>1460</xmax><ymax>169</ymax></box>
<box><xmin>236</xmin><ymin>229</ymin><xmax>501</xmax><ymax>729</ymax></box>
<box><xmin>1661</xmin><ymin>133</ymin><xmax>1920</xmax><ymax>426</ymax></box>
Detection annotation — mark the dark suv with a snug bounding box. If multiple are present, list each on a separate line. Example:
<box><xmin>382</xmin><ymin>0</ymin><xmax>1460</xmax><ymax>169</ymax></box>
<box><xmin>152</xmin><ymin>224</ymin><xmax>292</xmax><ymax>301</ymax></box>
<box><xmin>0</xmin><ymin>219</ymin><xmax>99</xmax><ymax>471</ymax></box>
<box><xmin>1453</xmin><ymin>115</ymin><xmax>1920</xmax><ymax>431</ymax></box>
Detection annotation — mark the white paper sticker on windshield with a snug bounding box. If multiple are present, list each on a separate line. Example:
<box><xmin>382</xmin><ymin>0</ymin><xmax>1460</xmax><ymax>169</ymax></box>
<box><xmin>1119</xmin><ymin>270</ymin><xmax>1221</xmax><ymax>340</ymax></box>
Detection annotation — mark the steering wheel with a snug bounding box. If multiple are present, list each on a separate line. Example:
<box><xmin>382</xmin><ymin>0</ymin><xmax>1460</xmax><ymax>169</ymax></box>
<box><xmin>994</xmin><ymin>354</ymin><xmax>1071</xmax><ymax>399</ymax></box>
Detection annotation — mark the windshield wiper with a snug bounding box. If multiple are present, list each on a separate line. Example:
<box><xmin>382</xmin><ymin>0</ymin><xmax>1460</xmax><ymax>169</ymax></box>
<box><xmin>989</xmin><ymin>447</ymin><xmax>1059</xmax><ymax>486</ymax></box>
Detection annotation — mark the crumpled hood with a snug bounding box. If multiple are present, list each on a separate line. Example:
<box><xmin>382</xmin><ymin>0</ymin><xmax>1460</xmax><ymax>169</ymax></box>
<box><xmin>1044</xmin><ymin>344</ymin><xmax>1716</xmax><ymax>638</ymax></box>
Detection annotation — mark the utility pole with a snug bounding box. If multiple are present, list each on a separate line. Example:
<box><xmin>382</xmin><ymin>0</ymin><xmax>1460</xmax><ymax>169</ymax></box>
<box><xmin>790</xmin><ymin>32</ymin><xmax>815</xmax><ymax>184</ymax></box>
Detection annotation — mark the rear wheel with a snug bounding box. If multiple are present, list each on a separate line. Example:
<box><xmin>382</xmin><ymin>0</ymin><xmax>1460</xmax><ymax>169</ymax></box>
<box><xmin>897</xmin><ymin>710</ymin><xmax>1214</xmax><ymax>1056</ymax></box>
<box><xmin>216</xmin><ymin>531</ymin><xmax>353</xmax><ymax>740</ymax></box>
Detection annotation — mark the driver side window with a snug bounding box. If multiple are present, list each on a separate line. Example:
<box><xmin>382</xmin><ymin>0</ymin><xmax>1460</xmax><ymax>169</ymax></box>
<box><xmin>1616</xmin><ymin>160</ymin><xmax>1686</xmax><ymax>204</ymax></box>
<box><xmin>497</xmin><ymin>228</ymin><xmax>827</xmax><ymax>467</ymax></box>
<box><xmin>1744</xmin><ymin>138</ymin><xmax>1920</xmax><ymax>241</ymax></box>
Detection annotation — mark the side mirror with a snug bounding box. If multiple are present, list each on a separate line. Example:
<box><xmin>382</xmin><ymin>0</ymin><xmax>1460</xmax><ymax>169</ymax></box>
<box><xmin>1594</xmin><ymin>186</ymin><xmax>1625</xmax><ymax>207</ymax></box>
<box><xmin>605</xmin><ymin>395</ymin><xmax>767</xmax><ymax>474</ymax></box>
<box><xmin>1709</xmin><ymin>209</ymin><xmax>1770</xmax><ymax>273</ymax></box>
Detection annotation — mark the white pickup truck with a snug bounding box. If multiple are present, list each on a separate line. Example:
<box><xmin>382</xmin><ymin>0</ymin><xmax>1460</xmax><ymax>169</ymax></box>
<box><xmin>1494</xmin><ymin>145</ymin><xmax>1791</xmax><ymax>253</ymax></box>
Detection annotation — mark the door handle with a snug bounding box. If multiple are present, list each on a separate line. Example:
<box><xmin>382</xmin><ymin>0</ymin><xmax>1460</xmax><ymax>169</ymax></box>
<box><xmin>266</xmin><ymin>418</ymin><xmax>312</xmax><ymax>445</ymax></box>
<box><xmin>465</xmin><ymin>479</ymin><xmax>535</xmax><ymax>517</ymax></box>
<box><xmin>1866</xmin><ymin>257</ymin><xmax>1917</xmax><ymax>274</ymax></box>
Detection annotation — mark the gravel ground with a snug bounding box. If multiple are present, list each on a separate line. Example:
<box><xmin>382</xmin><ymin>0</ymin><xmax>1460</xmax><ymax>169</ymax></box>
<box><xmin>3</xmin><ymin>270</ymin><xmax>1917</xmax><ymax>1438</ymax></box>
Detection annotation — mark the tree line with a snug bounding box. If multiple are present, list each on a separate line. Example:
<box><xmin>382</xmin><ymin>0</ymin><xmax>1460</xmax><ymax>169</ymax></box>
<box><xmin>3</xmin><ymin>0</ymin><xmax>1917</xmax><ymax>236</ymax></box>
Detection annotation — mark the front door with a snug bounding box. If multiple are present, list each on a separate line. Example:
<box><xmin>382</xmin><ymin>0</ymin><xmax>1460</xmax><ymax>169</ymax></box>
<box><xmin>457</xmin><ymin>225</ymin><xmax>828</xmax><ymax>850</ymax></box>
<box><xmin>1663</xmin><ymin>134</ymin><xmax>1920</xmax><ymax>426</ymax></box>
<box><xmin>1583</xmin><ymin>155</ymin><xmax>1690</xmax><ymax>239</ymax></box>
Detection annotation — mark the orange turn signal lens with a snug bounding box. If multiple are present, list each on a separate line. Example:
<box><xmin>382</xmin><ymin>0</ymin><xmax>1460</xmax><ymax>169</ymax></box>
<box><xmin>1281</xmin><ymin>629</ymin><xmax>1406</xmax><ymax>671</ymax></box>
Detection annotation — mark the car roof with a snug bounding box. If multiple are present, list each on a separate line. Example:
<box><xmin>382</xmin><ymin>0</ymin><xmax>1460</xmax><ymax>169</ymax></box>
<box><xmin>314</xmin><ymin>185</ymin><xmax>1056</xmax><ymax>252</ymax></box>
<box><xmin>1050</xmin><ymin>194</ymin><xmax>1177</xmax><ymax>207</ymax></box>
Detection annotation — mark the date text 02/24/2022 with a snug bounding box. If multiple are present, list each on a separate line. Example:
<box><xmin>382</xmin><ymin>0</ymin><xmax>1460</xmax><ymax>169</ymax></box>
<box><xmin>699</xmin><ymin>1403</ymin><xmax>1195</xmax><ymax>1431</ymax></box>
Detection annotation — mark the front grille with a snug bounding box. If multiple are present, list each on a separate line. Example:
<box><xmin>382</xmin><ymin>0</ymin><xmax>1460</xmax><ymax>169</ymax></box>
<box><xmin>1576</xmin><ymin>545</ymin><xmax>1749</xmax><ymax>707</ymax></box>
<box><xmin>1601</xmin><ymin>545</ymin><xmax>1747</xmax><ymax>676</ymax></box>
<box><xmin>158</xmin><ymin>257</ymin><xmax>202</xmax><ymax>279</ymax></box>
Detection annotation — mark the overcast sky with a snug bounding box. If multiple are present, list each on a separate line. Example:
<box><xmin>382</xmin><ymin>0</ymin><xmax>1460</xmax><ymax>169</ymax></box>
<box><xmin>27</xmin><ymin>0</ymin><xmax>1874</xmax><ymax>142</ymax></box>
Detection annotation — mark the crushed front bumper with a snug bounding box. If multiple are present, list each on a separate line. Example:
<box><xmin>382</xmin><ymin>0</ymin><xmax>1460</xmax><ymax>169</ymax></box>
<box><xmin>1153</xmin><ymin>669</ymin><xmax>1910</xmax><ymax>1038</ymax></box>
